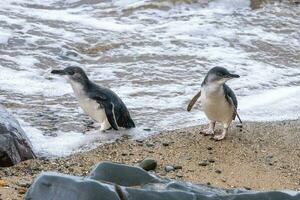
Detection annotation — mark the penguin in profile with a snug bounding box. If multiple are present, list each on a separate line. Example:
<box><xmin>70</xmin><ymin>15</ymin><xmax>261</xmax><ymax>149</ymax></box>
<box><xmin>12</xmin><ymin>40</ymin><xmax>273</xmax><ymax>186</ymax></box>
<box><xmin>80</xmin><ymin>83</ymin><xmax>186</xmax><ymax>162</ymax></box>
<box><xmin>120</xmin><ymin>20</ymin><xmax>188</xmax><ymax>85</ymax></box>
<box><xmin>51</xmin><ymin>67</ymin><xmax>135</xmax><ymax>131</ymax></box>
<box><xmin>187</xmin><ymin>67</ymin><xmax>242</xmax><ymax>140</ymax></box>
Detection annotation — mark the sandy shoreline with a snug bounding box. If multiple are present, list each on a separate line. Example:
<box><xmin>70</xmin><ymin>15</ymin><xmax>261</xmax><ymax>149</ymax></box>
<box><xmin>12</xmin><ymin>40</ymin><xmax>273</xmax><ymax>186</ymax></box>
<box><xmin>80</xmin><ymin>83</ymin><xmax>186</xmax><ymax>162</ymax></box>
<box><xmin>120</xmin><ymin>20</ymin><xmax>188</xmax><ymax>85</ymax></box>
<box><xmin>0</xmin><ymin>120</ymin><xmax>300</xmax><ymax>199</ymax></box>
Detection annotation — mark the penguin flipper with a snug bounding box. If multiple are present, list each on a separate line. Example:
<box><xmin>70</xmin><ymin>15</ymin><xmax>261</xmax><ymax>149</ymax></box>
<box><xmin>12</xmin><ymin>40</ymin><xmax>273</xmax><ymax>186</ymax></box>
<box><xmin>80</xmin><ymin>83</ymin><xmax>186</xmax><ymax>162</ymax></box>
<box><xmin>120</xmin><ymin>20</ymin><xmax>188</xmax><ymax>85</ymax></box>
<box><xmin>223</xmin><ymin>84</ymin><xmax>242</xmax><ymax>124</ymax></box>
<box><xmin>187</xmin><ymin>91</ymin><xmax>201</xmax><ymax>111</ymax></box>
<box><xmin>103</xmin><ymin>102</ymin><xmax>119</xmax><ymax>130</ymax></box>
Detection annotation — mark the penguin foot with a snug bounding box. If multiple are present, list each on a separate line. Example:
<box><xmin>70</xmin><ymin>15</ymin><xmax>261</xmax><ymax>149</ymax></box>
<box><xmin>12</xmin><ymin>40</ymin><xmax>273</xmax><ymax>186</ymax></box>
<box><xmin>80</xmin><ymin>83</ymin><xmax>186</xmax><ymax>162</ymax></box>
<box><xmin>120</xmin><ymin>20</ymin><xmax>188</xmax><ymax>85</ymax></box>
<box><xmin>213</xmin><ymin>128</ymin><xmax>227</xmax><ymax>141</ymax></box>
<box><xmin>201</xmin><ymin>128</ymin><xmax>214</xmax><ymax>136</ymax></box>
<box><xmin>213</xmin><ymin>134</ymin><xmax>226</xmax><ymax>141</ymax></box>
<box><xmin>201</xmin><ymin>121</ymin><xmax>216</xmax><ymax>135</ymax></box>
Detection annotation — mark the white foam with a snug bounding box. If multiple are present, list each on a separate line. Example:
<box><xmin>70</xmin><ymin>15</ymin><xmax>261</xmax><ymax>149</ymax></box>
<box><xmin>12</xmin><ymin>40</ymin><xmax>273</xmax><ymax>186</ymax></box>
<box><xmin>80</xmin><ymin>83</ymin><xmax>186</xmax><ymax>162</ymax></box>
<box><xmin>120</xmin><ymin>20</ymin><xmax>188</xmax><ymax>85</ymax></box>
<box><xmin>0</xmin><ymin>29</ymin><xmax>11</xmax><ymax>44</ymax></box>
<box><xmin>0</xmin><ymin>65</ymin><xmax>72</xmax><ymax>96</ymax></box>
<box><xmin>19</xmin><ymin>119</ymin><xmax>120</xmax><ymax>157</ymax></box>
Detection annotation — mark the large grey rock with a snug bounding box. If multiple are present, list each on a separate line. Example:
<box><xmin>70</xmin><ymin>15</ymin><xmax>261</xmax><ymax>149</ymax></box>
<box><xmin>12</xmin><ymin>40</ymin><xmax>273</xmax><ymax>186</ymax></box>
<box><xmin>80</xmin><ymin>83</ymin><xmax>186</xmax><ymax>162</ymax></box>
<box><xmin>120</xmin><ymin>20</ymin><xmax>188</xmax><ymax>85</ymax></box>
<box><xmin>25</xmin><ymin>172</ymin><xmax>121</xmax><ymax>200</ymax></box>
<box><xmin>26</xmin><ymin>162</ymin><xmax>300</xmax><ymax>200</ymax></box>
<box><xmin>89</xmin><ymin>161</ymin><xmax>162</xmax><ymax>186</ymax></box>
<box><xmin>0</xmin><ymin>105</ymin><xmax>36</xmax><ymax>167</ymax></box>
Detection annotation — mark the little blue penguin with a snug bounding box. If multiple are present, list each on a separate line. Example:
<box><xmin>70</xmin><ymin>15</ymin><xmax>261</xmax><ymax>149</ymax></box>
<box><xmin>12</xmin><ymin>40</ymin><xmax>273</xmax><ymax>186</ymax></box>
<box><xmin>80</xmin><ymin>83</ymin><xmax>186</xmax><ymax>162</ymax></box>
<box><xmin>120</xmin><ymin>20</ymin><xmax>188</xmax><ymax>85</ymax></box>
<box><xmin>187</xmin><ymin>67</ymin><xmax>242</xmax><ymax>140</ymax></box>
<box><xmin>51</xmin><ymin>67</ymin><xmax>135</xmax><ymax>131</ymax></box>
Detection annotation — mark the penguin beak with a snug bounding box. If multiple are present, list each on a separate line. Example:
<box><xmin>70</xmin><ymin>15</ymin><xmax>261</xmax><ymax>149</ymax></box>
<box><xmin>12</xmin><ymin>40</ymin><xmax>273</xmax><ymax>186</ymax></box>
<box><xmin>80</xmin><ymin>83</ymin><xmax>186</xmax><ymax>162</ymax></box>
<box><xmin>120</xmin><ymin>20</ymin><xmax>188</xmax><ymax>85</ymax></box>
<box><xmin>51</xmin><ymin>69</ymin><xmax>66</xmax><ymax>75</ymax></box>
<box><xmin>227</xmin><ymin>73</ymin><xmax>240</xmax><ymax>79</ymax></box>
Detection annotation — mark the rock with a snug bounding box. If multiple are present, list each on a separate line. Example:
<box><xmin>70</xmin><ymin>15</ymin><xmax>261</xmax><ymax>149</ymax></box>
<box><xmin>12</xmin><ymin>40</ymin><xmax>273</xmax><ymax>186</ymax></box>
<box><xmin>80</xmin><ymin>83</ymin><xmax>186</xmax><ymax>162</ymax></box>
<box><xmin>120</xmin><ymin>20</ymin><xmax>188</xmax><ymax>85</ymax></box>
<box><xmin>165</xmin><ymin>165</ymin><xmax>174</xmax><ymax>172</ymax></box>
<box><xmin>215</xmin><ymin>169</ymin><xmax>222</xmax><ymax>174</ymax></box>
<box><xmin>139</xmin><ymin>158</ymin><xmax>157</xmax><ymax>171</ymax></box>
<box><xmin>162</xmin><ymin>142</ymin><xmax>169</xmax><ymax>147</ymax></box>
<box><xmin>208</xmin><ymin>159</ymin><xmax>215</xmax><ymax>163</ymax></box>
<box><xmin>88</xmin><ymin>161</ymin><xmax>162</xmax><ymax>186</ymax></box>
<box><xmin>26</xmin><ymin>162</ymin><xmax>300</xmax><ymax>200</ymax></box>
<box><xmin>174</xmin><ymin>165</ymin><xmax>182</xmax><ymax>170</ymax></box>
<box><xmin>0</xmin><ymin>180</ymin><xmax>7</xmax><ymax>187</ymax></box>
<box><xmin>146</xmin><ymin>142</ymin><xmax>155</xmax><ymax>147</ymax></box>
<box><xmin>198</xmin><ymin>161</ymin><xmax>208</xmax><ymax>166</ymax></box>
<box><xmin>25</xmin><ymin>172</ymin><xmax>120</xmax><ymax>200</ymax></box>
<box><xmin>17</xmin><ymin>187</ymin><xmax>27</xmax><ymax>194</ymax></box>
<box><xmin>207</xmin><ymin>147</ymin><xmax>213</xmax><ymax>150</ymax></box>
<box><xmin>0</xmin><ymin>105</ymin><xmax>36</xmax><ymax>167</ymax></box>
<box><xmin>176</xmin><ymin>173</ymin><xmax>183</xmax><ymax>178</ymax></box>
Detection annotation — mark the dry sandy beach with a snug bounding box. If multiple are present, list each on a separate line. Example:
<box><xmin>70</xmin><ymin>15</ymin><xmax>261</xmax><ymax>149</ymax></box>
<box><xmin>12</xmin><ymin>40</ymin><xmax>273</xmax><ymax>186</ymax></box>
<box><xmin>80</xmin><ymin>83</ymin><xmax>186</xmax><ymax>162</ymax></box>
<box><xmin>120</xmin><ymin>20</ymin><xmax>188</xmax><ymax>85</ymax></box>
<box><xmin>0</xmin><ymin>120</ymin><xmax>300</xmax><ymax>199</ymax></box>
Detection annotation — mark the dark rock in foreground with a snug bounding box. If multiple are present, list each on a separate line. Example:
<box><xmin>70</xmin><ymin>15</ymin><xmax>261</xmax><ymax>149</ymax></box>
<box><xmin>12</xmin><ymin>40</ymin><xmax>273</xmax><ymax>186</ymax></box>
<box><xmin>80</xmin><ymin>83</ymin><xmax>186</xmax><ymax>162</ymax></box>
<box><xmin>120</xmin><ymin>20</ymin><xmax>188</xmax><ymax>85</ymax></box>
<box><xmin>0</xmin><ymin>105</ymin><xmax>36</xmax><ymax>167</ymax></box>
<box><xmin>25</xmin><ymin>161</ymin><xmax>300</xmax><ymax>200</ymax></box>
<box><xmin>89</xmin><ymin>161</ymin><xmax>162</xmax><ymax>186</ymax></box>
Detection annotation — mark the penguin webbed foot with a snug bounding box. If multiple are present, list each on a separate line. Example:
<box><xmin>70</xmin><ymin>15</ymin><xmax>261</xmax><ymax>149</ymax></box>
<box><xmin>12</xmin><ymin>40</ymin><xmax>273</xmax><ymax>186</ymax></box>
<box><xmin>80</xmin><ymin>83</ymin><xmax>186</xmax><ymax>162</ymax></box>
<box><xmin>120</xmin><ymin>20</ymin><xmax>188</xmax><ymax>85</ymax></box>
<box><xmin>201</xmin><ymin>121</ymin><xmax>215</xmax><ymax>136</ymax></box>
<box><xmin>200</xmin><ymin>128</ymin><xmax>214</xmax><ymax>136</ymax></box>
<box><xmin>213</xmin><ymin>128</ymin><xmax>227</xmax><ymax>141</ymax></box>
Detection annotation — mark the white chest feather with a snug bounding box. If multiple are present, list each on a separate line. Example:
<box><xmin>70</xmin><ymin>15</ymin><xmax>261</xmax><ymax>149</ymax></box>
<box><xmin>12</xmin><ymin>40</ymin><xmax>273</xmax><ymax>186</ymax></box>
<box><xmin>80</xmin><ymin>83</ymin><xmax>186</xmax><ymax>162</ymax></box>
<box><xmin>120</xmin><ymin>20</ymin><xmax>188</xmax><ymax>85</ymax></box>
<box><xmin>69</xmin><ymin>81</ymin><xmax>107</xmax><ymax>124</ymax></box>
<box><xmin>200</xmin><ymin>84</ymin><xmax>234</xmax><ymax>124</ymax></box>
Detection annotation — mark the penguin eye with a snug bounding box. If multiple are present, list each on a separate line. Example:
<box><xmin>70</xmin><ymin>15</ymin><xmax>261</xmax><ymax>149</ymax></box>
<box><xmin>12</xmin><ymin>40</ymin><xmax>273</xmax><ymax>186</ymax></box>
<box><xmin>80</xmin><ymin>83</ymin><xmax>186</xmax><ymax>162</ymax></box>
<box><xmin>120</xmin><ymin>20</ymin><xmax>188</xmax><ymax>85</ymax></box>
<box><xmin>68</xmin><ymin>71</ymin><xmax>75</xmax><ymax>75</ymax></box>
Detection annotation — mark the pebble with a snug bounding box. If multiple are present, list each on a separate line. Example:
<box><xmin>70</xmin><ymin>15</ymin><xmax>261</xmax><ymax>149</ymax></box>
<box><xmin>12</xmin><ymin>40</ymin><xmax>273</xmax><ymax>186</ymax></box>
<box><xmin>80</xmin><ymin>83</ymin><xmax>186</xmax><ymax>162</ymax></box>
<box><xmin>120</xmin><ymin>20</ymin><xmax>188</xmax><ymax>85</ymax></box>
<box><xmin>198</xmin><ymin>161</ymin><xmax>208</xmax><ymax>166</ymax></box>
<box><xmin>162</xmin><ymin>142</ymin><xmax>170</xmax><ymax>147</ymax></box>
<box><xmin>165</xmin><ymin>165</ymin><xmax>174</xmax><ymax>172</ymax></box>
<box><xmin>176</xmin><ymin>173</ymin><xmax>183</xmax><ymax>178</ymax></box>
<box><xmin>208</xmin><ymin>159</ymin><xmax>215</xmax><ymax>163</ymax></box>
<box><xmin>139</xmin><ymin>157</ymin><xmax>157</xmax><ymax>171</ymax></box>
<box><xmin>174</xmin><ymin>165</ymin><xmax>182</xmax><ymax>170</ymax></box>
<box><xmin>215</xmin><ymin>169</ymin><xmax>222</xmax><ymax>174</ymax></box>
<box><xmin>207</xmin><ymin>147</ymin><xmax>213</xmax><ymax>150</ymax></box>
<box><xmin>0</xmin><ymin>180</ymin><xmax>7</xmax><ymax>187</ymax></box>
<box><xmin>135</xmin><ymin>139</ymin><xmax>144</xmax><ymax>143</ymax></box>
<box><xmin>17</xmin><ymin>187</ymin><xmax>27</xmax><ymax>194</ymax></box>
<box><xmin>146</xmin><ymin>142</ymin><xmax>155</xmax><ymax>147</ymax></box>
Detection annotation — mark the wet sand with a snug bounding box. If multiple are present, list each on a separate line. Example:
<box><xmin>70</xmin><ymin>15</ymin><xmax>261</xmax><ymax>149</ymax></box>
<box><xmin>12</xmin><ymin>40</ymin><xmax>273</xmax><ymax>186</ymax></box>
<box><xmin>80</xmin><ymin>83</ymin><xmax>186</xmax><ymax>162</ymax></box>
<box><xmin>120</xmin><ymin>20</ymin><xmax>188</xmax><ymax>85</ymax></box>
<box><xmin>0</xmin><ymin>120</ymin><xmax>300</xmax><ymax>199</ymax></box>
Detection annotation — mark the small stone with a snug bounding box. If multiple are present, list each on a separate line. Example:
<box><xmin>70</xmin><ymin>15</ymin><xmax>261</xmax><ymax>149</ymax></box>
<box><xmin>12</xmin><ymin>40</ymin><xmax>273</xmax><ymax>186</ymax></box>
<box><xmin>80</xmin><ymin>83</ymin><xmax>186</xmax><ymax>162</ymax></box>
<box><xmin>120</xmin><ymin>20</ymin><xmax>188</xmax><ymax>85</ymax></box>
<box><xmin>207</xmin><ymin>147</ymin><xmax>213</xmax><ymax>150</ymax></box>
<box><xmin>162</xmin><ymin>142</ymin><xmax>169</xmax><ymax>147</ymax></box>
<box><xmin>143</xmin><ymin>128</ymin><xmax>151</xmax><ymax>131</ymax></box>
<box><xmin>146</xmin><ymin>142</ymin><xmax>155</xmax><ymax>147</ymax></box>
<box><xmin>135</xmin><ymin>139</ymin><xmax>144</xmax><ymax>143</ymax></box>
<box><xmin>17</xmin><ymin>187</ymin><xmax>27</xmax><ymax>194</ymax></box>
<box><xmin>244</xmin><ymin>187</ymin><xmax>252</xmax><ymax>190</ymax></box>
<box><xmin>215</xmin><ymin>169</ymin><xmax>222</xmax><ymax>174</ymax></box>
<box><xmin>139</xmin><ymin>158</ymin><xmax>157</xmax><ymax>171</ymax></box>
<box><xmin>199</xmin><ymin>161</ymin><xmax>208</xmax><ymax>166</ymax></box>
<box><xmin>0</xmin><ymin>180</ymin><xmax>6</xmax><ymax>187</ymax></box>
<box><xmin>207</xmin><ymin>182</ymin><xmax>211</xmax><ymax>186</ymax></box>
<box><xmin>185</xmin><ymin>156</ymin><xmax>192</xmax><ymax>160</ymax></box>
<box><xmin>121</xmin><ymin>153</ymin><xmax>128</xmax><ymax>156</ymax></box>
<box><xmin>208</xmin><ymin>159</ymin><xmax>215</xmax><ymax>163</ymax></box>
<box><xmin>165</xmin><ymin>165</ymin><xmax>174</xmax><ymax>172</ymax></box>
<box><xmin>16</xmin><ymin>181</ymin><xmax>30</xmax><ymax>188</ymax></box>
<box><xmin>176</xmin><ymin>173</ymin><xmax>183</xmax><ymax>178</ymax></box>
<box><xmin>174</xmin><ymin>165</ymin><xmax>182</xmax><ymax>170</ymax></box>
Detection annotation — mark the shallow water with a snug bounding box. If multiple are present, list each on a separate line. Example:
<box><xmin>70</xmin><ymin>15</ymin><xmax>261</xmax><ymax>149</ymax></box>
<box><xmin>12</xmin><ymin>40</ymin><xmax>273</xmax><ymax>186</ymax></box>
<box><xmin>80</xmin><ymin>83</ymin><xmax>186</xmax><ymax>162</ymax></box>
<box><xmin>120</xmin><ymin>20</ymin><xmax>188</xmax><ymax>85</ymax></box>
<box><xmin>0</xmin><ymin>0</ymin><xmax>299</xmax><ymax>157</ymax></box>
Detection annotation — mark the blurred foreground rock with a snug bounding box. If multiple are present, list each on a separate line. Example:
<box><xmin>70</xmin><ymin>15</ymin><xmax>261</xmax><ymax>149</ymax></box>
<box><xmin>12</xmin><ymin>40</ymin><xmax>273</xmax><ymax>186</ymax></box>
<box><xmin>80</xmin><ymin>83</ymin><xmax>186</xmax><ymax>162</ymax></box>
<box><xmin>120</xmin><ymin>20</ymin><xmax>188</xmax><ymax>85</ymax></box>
<box><xmin>25</xmin><ymin>161</ymin><xmax>300</xmax><ymax>200</ymax></box>
<box><xmin>0</xmin><ymin>105</ymin><xmax>36</xmax><ymax>167</ymax></box>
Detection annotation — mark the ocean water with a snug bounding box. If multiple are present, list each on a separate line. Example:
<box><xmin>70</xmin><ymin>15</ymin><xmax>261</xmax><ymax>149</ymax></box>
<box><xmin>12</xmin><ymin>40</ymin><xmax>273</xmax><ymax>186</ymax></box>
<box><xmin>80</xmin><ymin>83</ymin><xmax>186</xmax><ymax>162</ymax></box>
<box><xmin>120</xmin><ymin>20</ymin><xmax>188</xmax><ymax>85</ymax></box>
<box><xmin>0</xmin><ymin>0</ymin><xmax>299</xmax><ymax>157</ymax></box>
